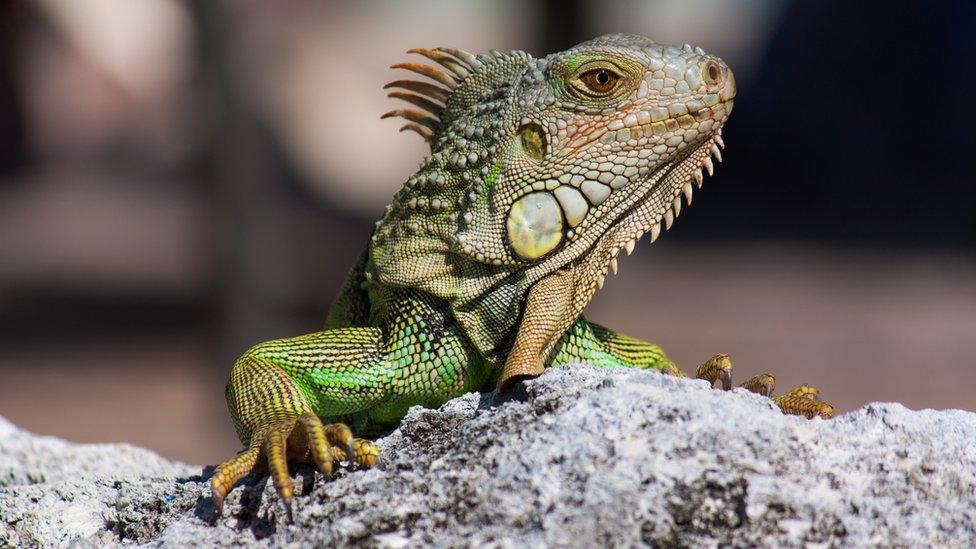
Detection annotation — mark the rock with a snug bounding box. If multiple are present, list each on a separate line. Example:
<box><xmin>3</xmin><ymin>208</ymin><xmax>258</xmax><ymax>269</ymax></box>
<box><xmin>2</xmin><ymin>365</ymin><xmax>975</xmax><ymax>547</ymax></box>
<box><xmin>0</xmin><ymin>418</ymin><xmax>198</xmax><ymax>547</ymax></box>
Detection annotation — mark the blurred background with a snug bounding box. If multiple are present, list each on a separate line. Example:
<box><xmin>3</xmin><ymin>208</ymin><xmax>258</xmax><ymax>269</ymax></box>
<box><xmin>1</xmin><ymin>0</ymin><xmax>974</xmax><ymax>464</ymax></box>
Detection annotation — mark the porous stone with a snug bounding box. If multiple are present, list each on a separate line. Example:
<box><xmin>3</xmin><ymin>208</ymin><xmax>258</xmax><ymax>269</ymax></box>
<box><xmin>2</xmin><ymin>365</ymin><xmax>974</xmax><ymax>547</ymax></box>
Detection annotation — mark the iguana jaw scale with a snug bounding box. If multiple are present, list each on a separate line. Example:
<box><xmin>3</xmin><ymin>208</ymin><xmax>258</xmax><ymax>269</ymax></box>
<box><xmin>589</xmin><ymin>126</ymin><xmax>728</xmax><ymax>292</ymax></box>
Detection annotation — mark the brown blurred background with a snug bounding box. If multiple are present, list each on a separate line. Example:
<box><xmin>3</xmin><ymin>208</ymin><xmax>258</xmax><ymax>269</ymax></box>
<box><xmin>0</xmin><ymin>0</ymin><xmax>974</xmax><ymax>465</ymax></box>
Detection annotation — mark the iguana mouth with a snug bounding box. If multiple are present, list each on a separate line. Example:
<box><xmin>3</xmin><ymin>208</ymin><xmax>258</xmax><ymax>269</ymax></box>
<box><xmin>590</xmin><ymin>124</ymin><xmax>728</xmax><ymax>290</ymax></box>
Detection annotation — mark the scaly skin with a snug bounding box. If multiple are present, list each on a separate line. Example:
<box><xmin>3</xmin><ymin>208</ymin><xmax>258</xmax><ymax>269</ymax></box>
<box><xmin>210</xmin><ymin>34</ymin><xmax>834</xmax><ymax>517</ymax></box>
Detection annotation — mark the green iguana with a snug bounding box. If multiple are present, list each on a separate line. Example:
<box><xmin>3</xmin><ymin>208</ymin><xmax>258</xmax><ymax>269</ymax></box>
<box><xmin>210</xmin><ymin>34</ymin><xmax>834</xmax><ymax>517</ymax></box>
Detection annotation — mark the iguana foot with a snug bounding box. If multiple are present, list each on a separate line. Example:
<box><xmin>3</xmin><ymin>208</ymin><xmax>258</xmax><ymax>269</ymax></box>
<box><xmin>739</xmin><ymin>372</ymin><xmax>834</xmax><ymax>419</ymax></box>
<box><xmin>679</xmin><ymin>354</ymin><xmax>835</xmax><ymax>420</ymax></box>
<box><xmin>210</xmin><ymin>412</ymin><xmax>379</xmax><ymax>518</ymax></box>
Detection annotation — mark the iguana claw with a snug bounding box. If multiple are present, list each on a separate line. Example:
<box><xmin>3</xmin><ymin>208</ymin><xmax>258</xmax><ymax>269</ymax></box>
<box><xmin>210</xmin><ymin>413</ymin><xmax>379</xmax><ymax>518</ymax></box>
<box><xmin>719</xmin><ymin>371</ymin><xmax>732</xmax><ymax>391</ymax></box>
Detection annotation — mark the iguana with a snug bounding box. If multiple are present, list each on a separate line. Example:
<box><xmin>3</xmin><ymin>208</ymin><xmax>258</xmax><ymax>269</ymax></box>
<box><xmin>210</xmin><ymin>34</ymin><xmax>834</xmax><ymax>517</ymax></box>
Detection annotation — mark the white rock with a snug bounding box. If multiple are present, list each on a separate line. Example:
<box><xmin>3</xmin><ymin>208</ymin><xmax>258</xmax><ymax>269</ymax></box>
<box><xmin>1</xmin><ymin>366</ymin><xmax>975</xmax><ymax>547</ymax></box>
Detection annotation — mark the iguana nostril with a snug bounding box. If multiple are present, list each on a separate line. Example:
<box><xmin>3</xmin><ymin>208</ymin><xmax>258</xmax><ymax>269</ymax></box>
<box><xmin>704</xmin><ymin>60</ymin><xmax>721</xmax><ymax>84</ymax></box>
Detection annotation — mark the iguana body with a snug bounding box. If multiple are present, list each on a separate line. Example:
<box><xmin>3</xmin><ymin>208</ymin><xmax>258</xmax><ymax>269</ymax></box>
<box><xmin>211</xmin><ymin>34</ymin><xmax>833</xmax><ymax>516</ymax></box>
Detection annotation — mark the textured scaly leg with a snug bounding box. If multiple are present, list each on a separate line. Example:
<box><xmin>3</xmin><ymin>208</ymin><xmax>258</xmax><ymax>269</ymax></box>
<box><xmin>213</xmin><ymin>290</ymin><xmax>486</xmax><ymax>516</ymax></box>
<box><xmin>211</xmin><ymin>328</ymin><xmax>390</xmax><ymax>517</ymax></box>
<box><xmin>547</xmin><ymin>317</ymin><xmax>674</xmax><ymax>371</ymax></box>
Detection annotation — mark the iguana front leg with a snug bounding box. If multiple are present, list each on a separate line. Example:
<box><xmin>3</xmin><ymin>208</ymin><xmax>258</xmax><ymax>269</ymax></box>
<box><xmin>211</xmin><ymin>328</ymin><xmax>387</xmax><ymax>517</ymax></box>
<box><xmin>547</xmin><ymin>319</ymin><xmax>834</xmax><ymax>419</ymax></box>
<box><xmin>212</xmin><ymin>290</ymin><xmax>489</xmax><ymax>516</ymax></box>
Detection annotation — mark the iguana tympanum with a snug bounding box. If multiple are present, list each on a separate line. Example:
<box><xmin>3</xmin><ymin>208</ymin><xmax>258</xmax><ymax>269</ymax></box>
<box><xmin>210</xmin><ymin>34</ymin><xmax>834</xmax><ymax>517</ymax></box>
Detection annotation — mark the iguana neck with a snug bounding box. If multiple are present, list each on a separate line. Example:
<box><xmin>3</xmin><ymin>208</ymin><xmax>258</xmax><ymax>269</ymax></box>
<box><xmin>366</xmin><ymin>51</ymin><xmax>539</xmax><ymax>360</ymax></box>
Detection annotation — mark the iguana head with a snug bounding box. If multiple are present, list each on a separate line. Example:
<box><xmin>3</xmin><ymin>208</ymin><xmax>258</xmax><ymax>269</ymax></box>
<box><xmin>373</xmin><ymin>34</ymin><xmax>734</xmax><ymax>357</ymax></box>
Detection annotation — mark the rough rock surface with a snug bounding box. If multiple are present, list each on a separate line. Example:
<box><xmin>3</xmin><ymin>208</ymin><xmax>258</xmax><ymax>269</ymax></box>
<box><xmin>2</xmin><ymin>365</ymin><xmax>975</xmax><ymax>547</ymax></box>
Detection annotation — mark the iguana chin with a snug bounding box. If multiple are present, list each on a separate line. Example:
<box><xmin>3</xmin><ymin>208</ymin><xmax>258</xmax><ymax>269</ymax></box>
<box><xmin>210</xmin><ymin>33</ymin><xmax>834</xmax><ymax>518</ymax></box>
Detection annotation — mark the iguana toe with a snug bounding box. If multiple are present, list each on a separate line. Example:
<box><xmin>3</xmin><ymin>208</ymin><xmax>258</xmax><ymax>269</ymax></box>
<box><xmin>693</xmin><ymin>356</ymin><xmax>834</xmax><ymax>419</ymax></box>
<box><xmin>739</xmin><ymin>373</ymin><xmax>776</xmax><ymax>397</ymax></box>
<box><xmin>772</xmin><ymin>385</ymin><xmax>835</xmax><ymax>419</ymax></box>
<box><xmin>352</xmin><ymin>439</ymin><xmax>381</xmax><ymax>468</ymax></box>
<box><xmin>696</xmin><ymin>353</ymin><xmax>733</xmax><ymax>390</ymax></box>
<box><xmin>739</xmin><ymin>374</ymin><xmax>835</xmax><ymax>419</ymax></box>
<box><xmin>210</xmin><ymin>445</ymin><xmax>260</xmax><ymax>516</ymax></box>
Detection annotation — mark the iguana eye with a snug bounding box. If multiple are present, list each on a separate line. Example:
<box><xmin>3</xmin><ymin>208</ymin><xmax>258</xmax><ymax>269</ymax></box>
<box><xmin>579</xmin><ymin>68</ymin><xmax>619</xmax><ymax>94</ymax></box>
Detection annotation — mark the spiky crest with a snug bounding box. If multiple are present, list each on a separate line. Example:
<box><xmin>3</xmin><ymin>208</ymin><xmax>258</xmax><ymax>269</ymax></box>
<box><xmin>381</xmin><ymin>46</ymin><xmax>484</xmax><ymax>144</ymax></box>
